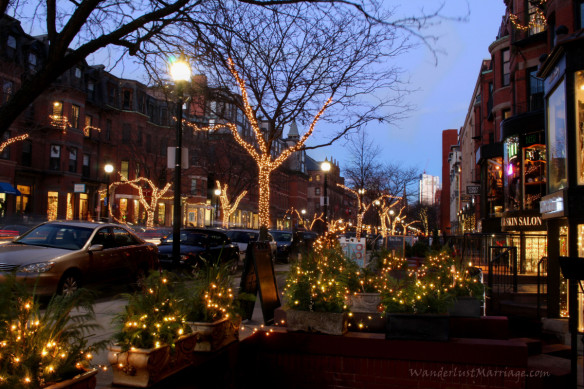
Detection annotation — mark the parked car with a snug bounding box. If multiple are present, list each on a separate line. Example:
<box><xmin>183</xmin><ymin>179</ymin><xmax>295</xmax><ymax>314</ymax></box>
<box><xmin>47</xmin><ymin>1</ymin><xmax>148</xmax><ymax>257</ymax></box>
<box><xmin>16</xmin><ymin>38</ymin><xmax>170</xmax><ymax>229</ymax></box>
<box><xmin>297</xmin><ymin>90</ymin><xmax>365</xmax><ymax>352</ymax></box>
<box><xmin>130</xmin><ymin>226</ymin><xmax>172</xmax><ymax>244</ymax></box>
<box><xmin>225</xmin><ymin>229</ymin><xmax>277</xmax><ymax>261</ymax></box>
<box><xmin>0</xmin><ymin>224</ymin><xmax>32</xmax><ymax>244</ymax></box>
<box><xmin>0</xmin><ymin>221</ymin><xmax>159</xmax><ymax>296</ymax></box>
<box><xmin>157</xmin><ymin>228</ymin><xmax>240</xmax><ymax>273</ymax></box>
<box><xmin>269</xmin><ymin>230</ymin><xmax>294</xmax><ymax>262</ymax></box>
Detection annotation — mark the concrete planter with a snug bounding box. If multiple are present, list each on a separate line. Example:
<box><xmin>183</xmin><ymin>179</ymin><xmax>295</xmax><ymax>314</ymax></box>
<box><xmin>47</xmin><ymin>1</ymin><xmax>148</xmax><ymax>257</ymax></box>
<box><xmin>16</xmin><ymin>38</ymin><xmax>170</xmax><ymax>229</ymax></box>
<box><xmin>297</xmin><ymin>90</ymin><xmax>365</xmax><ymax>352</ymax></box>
<box><xmin>107</xmin><ymin>333</ymin><xmax>198</xmax><ymax>387</ymax></box>
<box><xmin>386</xmin><ymin>313</ymin><xmax>450</xmax><ymax>341</ymax></box>
<box><xmin>448</xmin><ymin>296</ymin><xmax>482</xmax><ymax>317</ymax></box>
<box><xmin>347</xmin><ymin>293</ymin><xmax>381</xmax><ymax>313</ymax></box>
<box><xmin>187</xmin><ymin>317</ymin><xmax>240</xmax><ymax>352</ymax></box>
<box><xmin>44</xmin><ymin>368</ymin><xmax>98</xmax><ymax>389</ymax></box>
<box><xmin>286</xmin><ymin>309</ymin><xmax>348</xmax><ymax>336</ymax></box>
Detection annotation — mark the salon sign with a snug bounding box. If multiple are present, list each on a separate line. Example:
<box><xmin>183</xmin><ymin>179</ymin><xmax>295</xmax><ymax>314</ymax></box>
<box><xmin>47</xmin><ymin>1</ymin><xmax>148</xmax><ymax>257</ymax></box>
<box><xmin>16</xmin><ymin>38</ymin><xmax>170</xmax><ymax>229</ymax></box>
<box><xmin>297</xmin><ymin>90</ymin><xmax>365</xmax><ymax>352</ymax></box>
<box><xmin>501</xmin><ymin>215</ymin><xmax>543</xmax><ymax>230</ymax></box>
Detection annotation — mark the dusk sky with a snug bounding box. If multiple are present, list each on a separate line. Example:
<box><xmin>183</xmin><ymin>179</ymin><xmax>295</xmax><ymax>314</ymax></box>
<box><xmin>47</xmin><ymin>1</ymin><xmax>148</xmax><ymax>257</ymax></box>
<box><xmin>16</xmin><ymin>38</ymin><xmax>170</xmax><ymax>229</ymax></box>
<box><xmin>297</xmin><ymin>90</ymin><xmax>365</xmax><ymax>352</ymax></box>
<box><xmin>310</xmin><ymin>1</ymin><xmax>507</xmax><ymax>181</ymax></box>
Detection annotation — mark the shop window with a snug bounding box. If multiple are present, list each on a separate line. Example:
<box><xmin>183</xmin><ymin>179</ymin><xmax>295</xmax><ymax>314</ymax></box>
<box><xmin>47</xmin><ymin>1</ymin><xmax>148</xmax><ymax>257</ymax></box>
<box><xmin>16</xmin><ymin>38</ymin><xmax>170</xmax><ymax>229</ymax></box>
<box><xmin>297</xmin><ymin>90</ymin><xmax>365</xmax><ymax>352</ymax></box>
<box><xmin>68</xmin><ymin>148</ymin><xmax>77</xmax><ymax>173</ymax></box>
<box><xmin>50</xmin><ymin>144</ymin><xmax>61</xmax><ymax>170</ymax></box>
<box><xmin>66</xmin><ymin>193</ymin><xmax>74</xmax><ymax>220</ymax></box>
<box><xmin>16</xmin><ymin>185</ymin><xmax>31</xmax><ymax>216</ymax></box>
<box><xmin>580</xmin><ymin>2</ymin><xmax>584</xmax><ymax>29</ymax></box>
<box><xmin>82</xmin><ymin>154</ymin><xmax>90</xmax><ymax>177</ymax></box>
<box><xmin>504</xmin><ymin>136</ymin><xmax>521</xmax><ymax>211</ymax></box>
<box><xmin>21</xmin><ymin>140</ymin><xmax>32</xmax><ymax>166</ymax></box>
<box><xmin>523</xmin><ymin>141</ymin><xmax>546</xmax><ymax>210</ymax></box>
<box><xmin>487</xmin><ymin>158</ymin><xmax>504</xmax><ymax>217</ymax></box>
<box><xmin>547</xmin><ymin>80</ymin><xmax>567</xmax><ymax>192</ymax></box>
<box><xmin>71</xmin><ymin>104</ymin><xmax>80</xmax><ymax>128</ymax></box>
<box><xmin>47</xmin><ymin>191</ymin><xmax>58</xmax><ymax>221</ymax></box>
<box><xmin>157</xmin><ymin>203</ymin><xmax>166</xmax><ymax>226</ymax></box>
<box><xmin>576</xmin><ymin>71</ymin><xmax>584</xmax><ymax>185</ymax></box>
<box><xmin>501</xmin><ymin>49</ymin><xmax>510</xmax><ymax>87</ymax></box>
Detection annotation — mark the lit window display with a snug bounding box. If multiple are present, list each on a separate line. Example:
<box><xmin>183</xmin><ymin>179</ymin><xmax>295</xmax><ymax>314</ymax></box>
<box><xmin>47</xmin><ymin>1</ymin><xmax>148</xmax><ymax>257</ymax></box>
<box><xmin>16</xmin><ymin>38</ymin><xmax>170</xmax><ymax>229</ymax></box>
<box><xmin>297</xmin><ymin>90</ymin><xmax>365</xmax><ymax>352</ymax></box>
<box><xmin>157</xmin><ymin>203</ymin><xmax>165</xmax><ymax>226</ymax></box>
<box><xmin>523</xmin><ymin>142</ymin><xmax>546</xmax><ymax>210</ymax></box>
<box><xmin>547</xmin><ymin>80</ymin><xmax>567</xmax><ymax>192</ymax></box>
<box><xmin>504</xmin><ymin>136</ymin><xmax>521</xmax><ymax>211</ymax></box>
<box><xmin>47</xmin><ymin>191</ymin><xmax>58</xmax><ymax>221</ymax></box>
<box><xmin>66</xmin><ymin>193</ymin><xmax>73</xmax><ymax>220</ymax></box>
<box><xmin>487</xmin><ymin>157</ymin><xmax>503</xmax><ymax>217</ymax></box>
<box><xmin>576</xmin><ymin>71</ymin><xmax>584</xmax><ymax>185</ymax></box>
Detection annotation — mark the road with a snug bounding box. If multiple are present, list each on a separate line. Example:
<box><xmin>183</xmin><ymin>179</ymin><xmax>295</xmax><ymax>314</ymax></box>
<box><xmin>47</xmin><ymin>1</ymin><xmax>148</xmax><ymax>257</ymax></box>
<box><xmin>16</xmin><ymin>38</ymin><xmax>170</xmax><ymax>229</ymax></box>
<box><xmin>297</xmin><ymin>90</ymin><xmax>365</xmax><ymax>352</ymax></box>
<box><xmin>91</xmin><ymin>262</ymin><xmax>290</xmax><ymax>388</ymax></box>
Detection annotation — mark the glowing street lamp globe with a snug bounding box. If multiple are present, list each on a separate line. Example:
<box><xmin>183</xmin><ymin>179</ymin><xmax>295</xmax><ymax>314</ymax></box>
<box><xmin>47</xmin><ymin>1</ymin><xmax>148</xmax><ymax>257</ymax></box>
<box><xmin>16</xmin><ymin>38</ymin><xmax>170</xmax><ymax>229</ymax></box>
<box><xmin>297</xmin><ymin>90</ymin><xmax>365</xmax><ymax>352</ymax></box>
<box><xmin>321</xmin><ymin>160</ymin><xmax>331</xmax><ymax>172</ymax></box>
<box><xmin>214</xmin><ymin>188</ymin><xmax>222</xmax><ymax>196</ymax></box>
<box><xmin>169</xmin><ymin>58</ymin><xmax>191</xmax><ymax>82</ymax></box>
<box><xmin>104</xmin><ymin>164</ymin><xmax>114</xmax><ymax>174</ymax></box>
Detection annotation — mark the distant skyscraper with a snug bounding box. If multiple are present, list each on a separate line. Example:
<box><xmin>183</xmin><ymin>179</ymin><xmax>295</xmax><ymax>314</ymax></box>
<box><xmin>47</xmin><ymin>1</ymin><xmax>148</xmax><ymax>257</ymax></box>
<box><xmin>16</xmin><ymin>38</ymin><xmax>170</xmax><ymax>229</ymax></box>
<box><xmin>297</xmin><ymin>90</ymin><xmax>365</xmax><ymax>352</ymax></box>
<box><xmin>419</xmin><ymin>173</ymin><xmax>441</xmax><ymax>205</ymax></box>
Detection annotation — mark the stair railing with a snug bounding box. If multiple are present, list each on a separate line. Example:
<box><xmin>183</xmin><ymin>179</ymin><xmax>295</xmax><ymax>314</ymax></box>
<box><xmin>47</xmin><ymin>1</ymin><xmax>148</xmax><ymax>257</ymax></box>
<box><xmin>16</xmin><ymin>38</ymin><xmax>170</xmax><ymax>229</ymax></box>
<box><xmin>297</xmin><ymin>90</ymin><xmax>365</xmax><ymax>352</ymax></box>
<box><xmin>537</xmin><ymin>256</ymin><xmax>548</xmax><ymax>318</ymax></box>
<box><xmin>488</xmin><ymin>246</ymin><xmax>518</xmax><ymax>300</ymax></box>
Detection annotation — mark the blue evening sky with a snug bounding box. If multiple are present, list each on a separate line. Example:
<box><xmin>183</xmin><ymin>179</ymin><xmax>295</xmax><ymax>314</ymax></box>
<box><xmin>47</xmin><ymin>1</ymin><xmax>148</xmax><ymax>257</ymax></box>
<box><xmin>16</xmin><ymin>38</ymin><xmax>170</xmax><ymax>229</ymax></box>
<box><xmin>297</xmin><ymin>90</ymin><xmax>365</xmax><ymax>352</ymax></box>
<box><xmin>309</xmin><ymin>1</ymin><xmax>507</xmax><ymax>181</ymax></box>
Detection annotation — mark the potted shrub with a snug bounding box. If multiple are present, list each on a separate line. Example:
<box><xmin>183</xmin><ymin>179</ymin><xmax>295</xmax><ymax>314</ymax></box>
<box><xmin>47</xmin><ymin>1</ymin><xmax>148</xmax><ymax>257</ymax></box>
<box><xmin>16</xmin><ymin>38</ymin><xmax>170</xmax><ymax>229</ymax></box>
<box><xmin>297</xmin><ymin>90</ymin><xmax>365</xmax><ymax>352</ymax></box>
<box><xmin>448</xmin><ymin>263</ymin><xmax>485</xmax><ymax>317</ymax></box>
<box><xmin>0</xmin><ymin>274</ymin><xmax>106</xmax><ymax>389</ymax></box>
<box><xmin>181</xmin><ymin>260</ymin><xmax>253</xmax><ymax>352</ymax></box>
<box><xmin>108</xmin><ymin>271</ymin><xmax>197</xmax><ymax>388</ymax></box>
<box><xmin>283</xmin><ymin>238</ymin><xmax>351</xmax><ymax>335</ymax></box>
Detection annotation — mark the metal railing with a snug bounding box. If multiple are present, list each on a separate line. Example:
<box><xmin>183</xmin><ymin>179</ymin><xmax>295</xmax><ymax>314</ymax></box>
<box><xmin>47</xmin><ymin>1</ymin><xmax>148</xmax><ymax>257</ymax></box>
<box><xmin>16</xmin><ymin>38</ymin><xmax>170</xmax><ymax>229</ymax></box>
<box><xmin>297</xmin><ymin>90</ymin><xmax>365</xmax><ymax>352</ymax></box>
<box><xmin>537</xmin><ymin>256</ymin><xmax>548</xmax><ymax>318</ymax></box>
<box><xmin>487</xmin><ymin>246</ymin><xmax>518</xmax><ymax>300</ymax></box>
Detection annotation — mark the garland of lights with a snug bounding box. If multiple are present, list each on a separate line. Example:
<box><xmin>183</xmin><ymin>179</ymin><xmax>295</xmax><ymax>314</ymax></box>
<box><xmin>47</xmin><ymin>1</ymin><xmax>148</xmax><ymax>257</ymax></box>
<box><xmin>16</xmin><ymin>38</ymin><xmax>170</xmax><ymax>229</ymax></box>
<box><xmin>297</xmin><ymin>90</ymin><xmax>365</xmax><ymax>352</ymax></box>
<box><xmin>225</xmin><ymin>58</ymin><xmax>333</xmax><ymax>229</ymax></box>
<box><xmin>0</xmin><ymin>133</ymin><xmax>29</xmax><ymax>153</ymax></box>
<box><xmin>509</xmin><ymin>0</ymin><xmax>547</xmax><ymax>31</ymax></box>
<box><xmin>378</xmin><ymin>200</ymin><xmax>400</xmax><ymax>238</ymax></box>
<box><xmin>83</xmin><ymin>125</ymin><xmax>101</xmax><ymax>137</ymax></box>
<box><xmin>49</xmin><ymin>115</ymin><xmax>71</xmax><ymax>133</ymax></box>
<box><xmin>216</xmin><ymin>180</ymin><xmax>247</xmax><ymax>229</ymax></box>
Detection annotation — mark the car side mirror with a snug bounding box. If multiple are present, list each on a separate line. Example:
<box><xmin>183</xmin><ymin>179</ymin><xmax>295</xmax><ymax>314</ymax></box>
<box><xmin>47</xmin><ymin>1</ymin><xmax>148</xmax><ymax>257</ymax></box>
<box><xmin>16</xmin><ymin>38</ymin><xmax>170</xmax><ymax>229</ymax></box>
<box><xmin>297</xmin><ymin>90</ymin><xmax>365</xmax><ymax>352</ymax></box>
<box><xmin>88</xmin><ymin>244</ymin><xmax>104</xmax><ymax>252</ymax></box>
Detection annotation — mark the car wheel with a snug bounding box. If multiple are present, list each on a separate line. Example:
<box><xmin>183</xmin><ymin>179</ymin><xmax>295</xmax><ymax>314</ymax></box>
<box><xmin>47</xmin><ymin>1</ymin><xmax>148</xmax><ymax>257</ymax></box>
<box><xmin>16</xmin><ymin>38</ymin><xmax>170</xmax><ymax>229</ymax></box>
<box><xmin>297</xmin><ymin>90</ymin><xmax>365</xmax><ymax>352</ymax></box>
<box><xmin>58</xmin><ymin>271</ymin><xmax>81</xmax><ymax>296</ymax></box>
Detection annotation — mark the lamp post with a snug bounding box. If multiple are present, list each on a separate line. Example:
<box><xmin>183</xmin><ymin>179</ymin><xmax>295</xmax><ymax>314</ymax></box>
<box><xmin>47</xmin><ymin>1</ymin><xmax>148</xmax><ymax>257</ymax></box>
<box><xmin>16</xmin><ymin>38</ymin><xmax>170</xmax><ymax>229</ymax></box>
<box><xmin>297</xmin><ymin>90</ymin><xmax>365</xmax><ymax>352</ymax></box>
<box><xmin>170</xmin><ymin>56</ymin><xmax>191</xmax><ymax>267</ymax></box>
<box><xmin>374</xmin><ymin>199</ymin><xmax>380</xmax><ymax>234</ymax></box>
<box><xmin>301</xmin><ymin>208</ymin><xmax>306</xmax><ymax>228</ymax></box>
<box><xmin>321</xmin><ymin>160</ymin><xmax>331</xmax><ymax>230</ymax></box>
<box><xmin>104</xmin><ymin>163</ymin><xmax>114</xmax><ymax>222</ymax></box>
<box><xmin>214</xmin><ymin>188</ymin><xmax>221</xmax><ymax>226</ymax></box>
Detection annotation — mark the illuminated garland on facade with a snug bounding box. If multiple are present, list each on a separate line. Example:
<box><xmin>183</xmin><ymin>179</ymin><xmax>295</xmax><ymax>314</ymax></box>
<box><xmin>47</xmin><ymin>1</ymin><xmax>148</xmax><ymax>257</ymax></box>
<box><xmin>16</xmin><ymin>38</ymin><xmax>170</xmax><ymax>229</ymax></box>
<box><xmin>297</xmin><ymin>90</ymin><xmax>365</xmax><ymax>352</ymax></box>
<box><xmin>0</xmin><ymin>133</ymin><xmax>29</xmax><ymax>153</ymax></box>
<box><xmin>49</xmin><ymin>115</ymin><xmax>70</xmax><ymax>133</ymax></box>
<box><xmin>509</xmin><ymin>0</ymin><xmax>547</xmax><ymax>31</ymax></box>
<box><xmin>216</xmin><ymin>180</ymin><xmax>247</xmax><ymax>229</ymax></box>
<box><xmin>83</xmin><ymin>126</ymin><xmax>101</xmax><ymax>137</ymax></box>
<box><xmin>225</xmin><ymin>58</ymin><xmax>333</xmax><ymax>229</ymax></box>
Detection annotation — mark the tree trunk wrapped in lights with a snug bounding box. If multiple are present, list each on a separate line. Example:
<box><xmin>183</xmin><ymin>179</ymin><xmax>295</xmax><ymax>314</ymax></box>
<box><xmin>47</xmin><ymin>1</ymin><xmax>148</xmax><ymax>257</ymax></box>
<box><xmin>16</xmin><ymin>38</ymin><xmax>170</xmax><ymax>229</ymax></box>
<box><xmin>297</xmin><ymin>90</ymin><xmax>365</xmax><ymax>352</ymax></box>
<box><xmin>223</xmin><ymin>58</ymin><xmax>332</xmax><ymax>230</ymax></box>
<box><xmin>109</xmin><ymin>174</ymin><xmax>172</xmax><ymax>228</ymax></box>
<box><xmin>216</xmin><ymin>180</ymin><xmax>247</xmax><ymax>229</ymax></box>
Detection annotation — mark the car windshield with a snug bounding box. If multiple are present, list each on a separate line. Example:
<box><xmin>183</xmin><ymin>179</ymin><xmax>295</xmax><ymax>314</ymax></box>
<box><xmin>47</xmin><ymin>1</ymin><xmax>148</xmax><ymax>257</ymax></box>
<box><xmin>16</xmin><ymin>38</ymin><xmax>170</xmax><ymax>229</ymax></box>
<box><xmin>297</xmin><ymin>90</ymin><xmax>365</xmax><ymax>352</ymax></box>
<box><xmin>15</xmin><ymin>224</ymin><xmax>94</xmax><ymax>250</ymax></box>
<box><xmin>271</xmin><ymin>232</ymin><xmax>292</xmax><ymax>242</ymax></box>
<box><xmin>161</xmin><ymin>232</ymin><xmax>207</xmax><ymax>246</ymax></box>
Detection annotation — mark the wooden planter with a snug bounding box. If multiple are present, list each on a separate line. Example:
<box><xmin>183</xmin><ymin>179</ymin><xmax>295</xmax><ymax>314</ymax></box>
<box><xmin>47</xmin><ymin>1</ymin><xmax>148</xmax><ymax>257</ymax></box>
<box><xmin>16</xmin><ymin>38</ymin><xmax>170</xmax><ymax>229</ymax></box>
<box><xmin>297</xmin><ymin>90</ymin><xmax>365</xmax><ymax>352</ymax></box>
<box><xmin>187</xmin><ymin>317</ymin><xmax>240</xmax><ymax>352</ymax></box>
<box><xmin>44</xmin><ymin>368</ymin><xmax>98</xmax><ymax>389</ymax></box>
<box><xmin>386</xmin><ymin>313</ymin><xmax>449</xmax><ymax>341</ymax></box>
<box><xmin>286</xmin><ymin>309</ymin><xmax>348</xmax><ymax>336</ymax></box>
<box><xmin>107</xmin><ymin>333</ymin><xmax>198</xmax><ymax>388</ymax></box>
<box><xmin>447</xmin><ymin>296</ymin><xmax>483</xmax><ymax>317</ymax></box>
<box><xmin>347</xmin><ymin>292</ymin><xmax>381</xmax><ymax>313</ymax></box>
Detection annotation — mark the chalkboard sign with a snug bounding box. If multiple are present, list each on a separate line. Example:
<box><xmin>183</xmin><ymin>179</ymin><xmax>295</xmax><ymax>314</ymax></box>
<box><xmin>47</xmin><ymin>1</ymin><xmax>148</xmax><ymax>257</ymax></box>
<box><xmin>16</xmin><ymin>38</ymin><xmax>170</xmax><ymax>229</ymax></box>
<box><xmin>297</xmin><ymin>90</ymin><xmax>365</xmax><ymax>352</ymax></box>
<box><xmin>239</xmin><ymin>241</ymin><xmax>281</xmax><ymax>325</ymax></box>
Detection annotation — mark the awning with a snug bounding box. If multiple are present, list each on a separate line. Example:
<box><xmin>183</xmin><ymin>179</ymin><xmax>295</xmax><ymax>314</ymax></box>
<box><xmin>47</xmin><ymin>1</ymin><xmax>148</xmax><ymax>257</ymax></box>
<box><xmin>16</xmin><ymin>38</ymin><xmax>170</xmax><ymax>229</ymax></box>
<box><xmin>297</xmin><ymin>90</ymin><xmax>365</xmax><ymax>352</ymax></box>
<box><xmin>0</xmin><ymin>182</ymin><xmax>21</xmax><ymax>195</ymax></box>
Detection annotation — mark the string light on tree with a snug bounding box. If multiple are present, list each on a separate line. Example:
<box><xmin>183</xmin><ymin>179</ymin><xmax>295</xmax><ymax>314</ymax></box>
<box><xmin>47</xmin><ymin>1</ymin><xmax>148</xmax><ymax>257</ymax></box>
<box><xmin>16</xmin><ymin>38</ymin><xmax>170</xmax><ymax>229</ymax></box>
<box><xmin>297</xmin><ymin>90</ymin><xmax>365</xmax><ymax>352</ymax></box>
<box><xmin>225</xmin><ymin>58</ymin><xmax>333</xmax><ymax>229</ymax></box>
<box><xmin>216</xmin><ymin>180</ymin><xmax>247</xmax><ymax>229</ymax></box>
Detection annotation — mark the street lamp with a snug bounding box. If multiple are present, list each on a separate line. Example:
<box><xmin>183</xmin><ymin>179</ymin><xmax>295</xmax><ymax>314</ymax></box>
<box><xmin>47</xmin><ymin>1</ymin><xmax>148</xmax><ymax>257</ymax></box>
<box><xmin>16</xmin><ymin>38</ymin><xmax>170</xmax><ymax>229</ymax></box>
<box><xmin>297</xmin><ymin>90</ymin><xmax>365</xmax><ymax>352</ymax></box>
<box><xmin>214</xmin><ymin>188</ymin><xmax>221</xmax><ymax>226</ymax></box>
<box><xmin>104</xmin><ymin>163</ymin><xmax>114</xmax><ymax>222</ymax></box>
<box><xmin>321</xmin><ymin>160</ymin><xmax>331</xmax><ymax>230</ymax></box>
<box><xmin>170</xmin><ymin>55</ymin><xmax>191</xmax><ymax>267</ymax></box>
<box><xmin>374</xmin><ymin>199</ymin><xmax>381</xmax><ymax>234</ymax></box>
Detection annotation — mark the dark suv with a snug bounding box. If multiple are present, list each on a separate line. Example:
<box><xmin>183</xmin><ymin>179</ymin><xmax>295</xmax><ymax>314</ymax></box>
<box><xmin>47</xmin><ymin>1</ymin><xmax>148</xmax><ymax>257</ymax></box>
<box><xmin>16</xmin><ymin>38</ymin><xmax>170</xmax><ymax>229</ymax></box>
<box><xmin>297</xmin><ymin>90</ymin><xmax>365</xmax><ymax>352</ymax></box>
<box><xmin>157</xmin><ymin>228</ymin><xmax>239</xmax><ymax>273</ymax></box>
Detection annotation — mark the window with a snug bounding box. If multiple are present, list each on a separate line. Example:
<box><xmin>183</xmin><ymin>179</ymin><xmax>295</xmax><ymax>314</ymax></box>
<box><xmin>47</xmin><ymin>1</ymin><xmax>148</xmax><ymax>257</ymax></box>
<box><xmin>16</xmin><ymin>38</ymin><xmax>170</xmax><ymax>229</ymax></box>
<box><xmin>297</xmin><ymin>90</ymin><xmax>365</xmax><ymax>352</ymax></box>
<box><xmin>6</xmin><ymin>35</ymin><xmax>16</xmax><ymax>49</ymax></box>
<box><xmin>21</xmin><ymin>140</ymin><xmax>32</xmax><ymax>166</ymax></box>
<box><xmin>74</xmin><ymin>67</ymin><xmax>82</xmax><ymax>78</ymax></box>
<box><xmin>122</xmin><ymin>123</ymin><xmax>131</xmax><ymax>142</ymax></box>
<box><xmin>106</xmin><ymin>119</ymin><xmax>112</xmax><ymax>141</ymax></box>
<box><xmin>528</xmin><ymin>67</ymin><xmax>544</xmax><ymax>110</ymax></box>
<box><xmin>108</xmin><ymin>85</ymin><xmax>116</xmax><ymax>106</ymax></box>
<box><xmin>50</xmin><ymin>144</ymin><xmax>61</xmax><ymax>170</ymax></box>
<box><xmin>71</xmin><ymin>104</ymin><xmax>80</xmax><ymax>128</ymax></box>
<box><xmin>315</xmin><ymin>188</ymin><xmax>321</xmax><ymax>195</ymax></box>
<box><xmin>135</xmin><ymin>162</ymin><xmax>141</xmax><ymax>178</ymax></box>
<box><xmin>52</xmin><ymin>101</ymin><xmax>63</xmax><ymax>116</ymax></box>
<box><xmin>547</xmin><ymin>80</ymin><xmax>567</xmax><ymax>193</ymax></box>
<box><xmin>87</xmin><ymin>81</ymin><xmax>95</xmax><ymax>100</ymax></box>
<box><xmin>121</xmin><ymin>160</ymin><xmax>129</xmax><ymax>179</ymax></box>
<box><xmin>69</xmin><ymin>148</ymin><xmax>77</xmax><ymax>172</ymax></box>
<box><xmin>580</xmin><ymin>2</ymin><xmax>584</xmax><ymax>29</ymax></box>
<box><xmin>191</xmin><ymin>179</ymin><xmax>197</xmax><ymax>195</ymax></box>
<box><xmin>3</xmin><ymin>81</ymin><xmax>12</xmax><ymax>103</ymax></box>
<box><xmin>84</xmin><ymin>115</ymin><xmax>93</xmax><ymax>137</ymax></box>
<box><xmin>137</xmin><ymin>127</ymin><xmax>143</xmax><ymax>145</ymax></box>
<box><xmin>47</xmin><ymin>192</ymin><xmax>58</xmax><ymax>221</ymax></box>
<box><xmin>82</xmin><ymin>154</ymin><xmax>90</xmax><ymax>177</ymax></box>
<box><xmin>315</xmin><ymin>174</ymin><xmax>320</xmax><ymax>182</ymax></box>
<box><xmin>502</xmin><ymin>48</ymin><xmax>510</xmax><ymax>86</ymax></box>
<box><xmin>27</xmin><ymin>52</ymin><xmax>36</xmax><ymax>70</ymax></box>
<box><xmin>528</xmin><ymin>2</ymin><xmax>545</xmax><ymax>35</ymax></box>
<box><xmin>122</xmin><ymin>89</ymin><xmax>132</xmax><ymax>110</ymax></box>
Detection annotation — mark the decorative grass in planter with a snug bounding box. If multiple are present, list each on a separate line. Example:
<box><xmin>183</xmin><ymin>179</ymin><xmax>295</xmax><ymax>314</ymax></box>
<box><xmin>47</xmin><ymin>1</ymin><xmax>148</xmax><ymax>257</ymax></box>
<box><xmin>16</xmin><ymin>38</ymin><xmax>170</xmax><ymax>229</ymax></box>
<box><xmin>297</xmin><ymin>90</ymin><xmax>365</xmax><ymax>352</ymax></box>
<box><xmin>0</xmin><ymin>274</ymin><xmax>106</xmax><ymax>389</ymax></box>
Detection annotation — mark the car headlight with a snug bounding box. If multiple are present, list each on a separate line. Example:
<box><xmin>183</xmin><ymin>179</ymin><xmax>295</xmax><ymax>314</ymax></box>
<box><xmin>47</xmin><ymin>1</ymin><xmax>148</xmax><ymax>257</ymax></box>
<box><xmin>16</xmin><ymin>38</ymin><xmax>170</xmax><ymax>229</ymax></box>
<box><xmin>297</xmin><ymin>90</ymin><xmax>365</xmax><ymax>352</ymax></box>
<box><xmin>19</xmin><ymin>262</ymin><xmax>55</xmax><ymax>273</ymax></box>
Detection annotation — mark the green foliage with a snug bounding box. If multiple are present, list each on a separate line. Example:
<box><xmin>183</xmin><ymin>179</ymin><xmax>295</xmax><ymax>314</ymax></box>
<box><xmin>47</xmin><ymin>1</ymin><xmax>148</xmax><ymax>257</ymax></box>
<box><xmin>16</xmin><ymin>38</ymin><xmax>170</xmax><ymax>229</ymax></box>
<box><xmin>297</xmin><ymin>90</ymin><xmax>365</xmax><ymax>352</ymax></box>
<box><xmin>0</xmin><ymin>274</ymin><xmax>105</xmax><ymax>388</ymax></box>
<box><xmin>113</xmin><ymin>270</ymin><xmax>191</xmax><ymax>351</ymax></box>
<box><xmin>284</xmin><ymin>245</ymin><xmax>351</xmax><ymax>313</ymax></box>
<box><xmin>180</xmin><ymin>260</ymin><xmax>254</xmax><ymax>323</ymax></box>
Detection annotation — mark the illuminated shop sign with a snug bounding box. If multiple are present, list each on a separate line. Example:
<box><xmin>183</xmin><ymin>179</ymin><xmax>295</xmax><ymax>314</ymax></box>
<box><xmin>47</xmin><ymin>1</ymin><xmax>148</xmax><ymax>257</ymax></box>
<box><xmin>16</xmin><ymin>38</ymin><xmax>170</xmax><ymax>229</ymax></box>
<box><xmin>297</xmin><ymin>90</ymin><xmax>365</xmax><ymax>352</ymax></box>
<box><xmin>540</xmin><ymin>192</ymin><xmax>565</xmax><ymax>219</ymax></box>
<box><xmin>501</xmin><ymin>216</ymin><xmax>543</xmax><ymax>228</ymax></box>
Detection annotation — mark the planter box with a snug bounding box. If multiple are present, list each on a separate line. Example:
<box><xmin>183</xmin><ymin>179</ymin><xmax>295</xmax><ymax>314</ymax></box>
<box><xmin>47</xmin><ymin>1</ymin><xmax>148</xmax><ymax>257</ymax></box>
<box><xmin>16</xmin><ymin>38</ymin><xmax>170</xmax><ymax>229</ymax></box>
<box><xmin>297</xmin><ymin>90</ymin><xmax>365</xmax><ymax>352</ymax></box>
<box><xmin>187</xmin><ymin>317</ymin><xmax>240</xmax><ymax>352</ymax></box>
<box><xmin>286</xmin><ymin>309</ymin><xmax>348</xmax><ymax>336</ymax></box>
<box><xmin>448</xmin><ymin>296</ymin><xmax>482</xmax><ymax>317</ymax></box>
<box><xmin>347</xmin><ymin>292</ymin><xmax>381</xmax><ymax>313</ymax></box>
<box><xmin>386</xmin><ymin>313</ymin><xmax>449</xmax><ymax>341</ymax></box>
<box><xmin>108</xmin><ymin>333</ymin><xmax>198</xmax><ymax>387</ymax></box>
<box><xmin>45</xmin><ymin>368</ymin><xmax>98</xmax><ymax>389</ymax></box>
